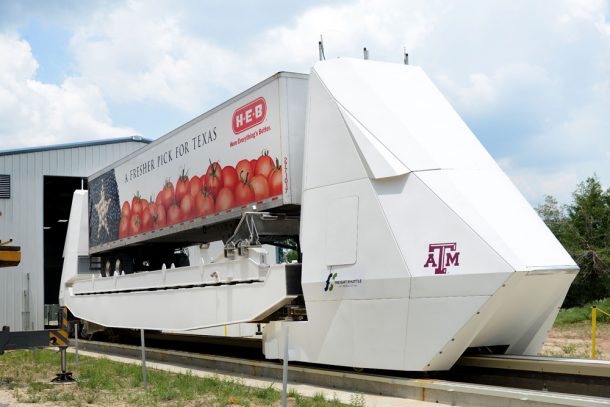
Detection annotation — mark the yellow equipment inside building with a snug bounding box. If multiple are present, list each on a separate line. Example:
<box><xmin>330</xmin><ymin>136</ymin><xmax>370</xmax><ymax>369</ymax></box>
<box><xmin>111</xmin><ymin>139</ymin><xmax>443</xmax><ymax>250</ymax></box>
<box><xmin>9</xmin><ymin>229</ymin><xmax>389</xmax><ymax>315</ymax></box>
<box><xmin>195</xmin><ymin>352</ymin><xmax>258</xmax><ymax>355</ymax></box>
<box><xmin>0</xmin><ymin>239</ymin><xmax>21</xmax><ymax>268</ymax></box>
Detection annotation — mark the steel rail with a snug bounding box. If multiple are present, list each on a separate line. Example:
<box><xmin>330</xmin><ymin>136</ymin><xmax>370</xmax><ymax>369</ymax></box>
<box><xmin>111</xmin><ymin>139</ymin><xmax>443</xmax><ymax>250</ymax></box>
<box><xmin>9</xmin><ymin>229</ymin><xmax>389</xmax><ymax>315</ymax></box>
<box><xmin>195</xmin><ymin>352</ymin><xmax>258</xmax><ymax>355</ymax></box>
<box><xmin>457</xmin><ymin>354</ymin><xmax>610</xmax><ymax>378</ymax></box>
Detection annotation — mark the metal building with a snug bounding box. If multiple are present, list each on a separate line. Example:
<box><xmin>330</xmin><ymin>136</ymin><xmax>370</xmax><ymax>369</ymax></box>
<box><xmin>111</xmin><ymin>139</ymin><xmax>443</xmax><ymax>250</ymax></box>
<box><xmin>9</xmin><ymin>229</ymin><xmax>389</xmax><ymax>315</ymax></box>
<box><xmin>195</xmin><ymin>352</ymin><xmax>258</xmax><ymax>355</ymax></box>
<box><xmin>0</xmin><ymin>136</ymin><xmax>150</xmax><ymax>331</ymax></box>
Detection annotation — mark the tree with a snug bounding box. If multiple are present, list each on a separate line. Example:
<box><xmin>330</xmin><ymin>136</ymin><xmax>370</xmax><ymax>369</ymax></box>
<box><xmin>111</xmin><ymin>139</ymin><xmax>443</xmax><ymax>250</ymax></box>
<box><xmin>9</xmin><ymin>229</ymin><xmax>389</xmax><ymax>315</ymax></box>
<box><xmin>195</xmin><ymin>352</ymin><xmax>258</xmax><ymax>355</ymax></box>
<box><xmin>567</xmin><ymin>176</ymin><xmax>610</xmax><ymax>248</ymax></box>
<box><xmin>537</xmin><ymin>176</ymin><xmax>610</xmax><ymax>307</ymax></box>
<box><xmin>536</xmin><ymin>195</ymin><xmax>580</xmax><ymax>254</ymax></box>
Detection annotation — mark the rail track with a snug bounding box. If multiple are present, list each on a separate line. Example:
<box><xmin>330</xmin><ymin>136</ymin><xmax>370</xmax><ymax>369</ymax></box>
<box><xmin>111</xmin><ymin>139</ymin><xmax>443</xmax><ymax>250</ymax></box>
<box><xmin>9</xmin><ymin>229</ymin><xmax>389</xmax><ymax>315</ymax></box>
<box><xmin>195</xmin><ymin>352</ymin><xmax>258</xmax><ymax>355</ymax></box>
<box><xmin>72</xmin><ymin>335</ymin><xmax>610</xmax><ymax>406</ymax></box>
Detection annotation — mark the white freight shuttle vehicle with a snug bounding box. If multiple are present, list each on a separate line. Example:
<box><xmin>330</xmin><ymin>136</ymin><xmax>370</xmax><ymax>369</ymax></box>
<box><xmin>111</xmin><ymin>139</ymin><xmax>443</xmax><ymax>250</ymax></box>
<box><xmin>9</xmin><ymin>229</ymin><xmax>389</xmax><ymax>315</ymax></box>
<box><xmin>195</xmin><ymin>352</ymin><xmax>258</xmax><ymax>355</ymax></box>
<box><xmin>60</xmin><ymin>58</ymin><xmax>578</xmax><ymax>371</ymax></box>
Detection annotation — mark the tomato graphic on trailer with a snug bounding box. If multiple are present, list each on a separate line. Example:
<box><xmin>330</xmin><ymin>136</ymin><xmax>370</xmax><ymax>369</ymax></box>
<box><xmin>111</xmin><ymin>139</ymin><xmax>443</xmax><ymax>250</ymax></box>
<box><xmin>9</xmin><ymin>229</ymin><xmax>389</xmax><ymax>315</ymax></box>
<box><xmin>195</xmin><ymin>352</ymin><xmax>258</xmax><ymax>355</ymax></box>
<box><xmin>167</xmin><ymin>202</ymin><xmax>182</xmax><ymax>226</ymax></box>
<box><xmin>205</xmin><ymin>161</ymin><xmax>223</xmax><ymax>198</ymax></box>
<box><xmin>234</xmin><ymin>175</ymin><xmax>255</xmax><ymax>206</ymax></box>
<box><xmin>189</xmin><ymin>175</ymin><xmax>202</xmax><ymax>197</ymax></box>
<box><xmin>119</xmin><ymin>216</ymin><xmax>130</xmax><ymax>239</ymax></box>
<box><xmin>121</xmin><ymin>201</ymin><xmax>130</xmax><ymax>219</ymax></box>
<box><xmin>216</xmin><ymin>188</ymin><xmax>235</xmax><ymax>211</ymax></box>
<box><xmin>91</xmin><ymin>74</ymin><xmax>302</xmax><ymax>250</ymax></box>
<box><xmin>141</xmin><ymin>207</ymin><xmax>153</xmax><ymax>232</ymax></box>
<box><xmin>196</xmin><ymin>190</ymin><xmax>215</xmax><ymax>216</ymax></box>
<box><xmin>222</xmin><ymin>166</ymin><xmax>238</xmax><ymax>191</ymax></box>
<box><xmin>250</xmin><ymin>175</ymin><xmax>269</xmax><ymax>201</ymax></box>
<box><xmin>180</xmin><ymin>194</ymin><xmax>195</xmax><ymax>220</ymax></box>
<box><xmin>130</xmin><ymin>214</ymin><xmax>141</xmax><ymax>236</ymax></box>
<box><xmin>161</xmin><ymin>181</ymin><xmax>175</xmax><ymax>209</ymax></box>
<box><xmin>175</xmin><ymin>170</ymin><xmax>189</xmax><ymax>203</ymax></box>
<box><xmin>268</xmin><ymin>159</ymin><xmax>283</xmax><ymax>197</ymax></box>
<box><xmin>255</xmin><ymin>151</ymin><xmax>274</xmax><ymax>178</ymax></box>
<box><xmin>235</xmin><ymin>159</ymin><xmax>253</xmax><ymax>183</ymax></box>
<box><xmin>153</xmin><ymin>204</ymin><xmax>166</xmax><ymax>229</ymax></box>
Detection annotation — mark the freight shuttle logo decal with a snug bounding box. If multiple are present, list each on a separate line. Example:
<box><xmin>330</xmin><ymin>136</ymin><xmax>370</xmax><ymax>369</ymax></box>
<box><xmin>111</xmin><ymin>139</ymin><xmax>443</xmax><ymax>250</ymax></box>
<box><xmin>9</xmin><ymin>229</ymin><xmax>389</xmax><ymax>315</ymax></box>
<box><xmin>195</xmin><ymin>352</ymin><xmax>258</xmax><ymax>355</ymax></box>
<box><xmin>232</xmin><ymin>97</ymin><xmax>267</xmax><ymax>134</ymax></box>
<box><xmin>424</xmin><ymin>242</ymin><xmax>460</xmax><ymax>274</ymax></box>
<box><xmin>323</xmin><ymin>272</ymin><xmax>362</xmax><ymax>292</ymax></box>
<box><xmin>324</xmin><ymin>272</ymin><xmax>337</xmax><ymax>292</ymax></box>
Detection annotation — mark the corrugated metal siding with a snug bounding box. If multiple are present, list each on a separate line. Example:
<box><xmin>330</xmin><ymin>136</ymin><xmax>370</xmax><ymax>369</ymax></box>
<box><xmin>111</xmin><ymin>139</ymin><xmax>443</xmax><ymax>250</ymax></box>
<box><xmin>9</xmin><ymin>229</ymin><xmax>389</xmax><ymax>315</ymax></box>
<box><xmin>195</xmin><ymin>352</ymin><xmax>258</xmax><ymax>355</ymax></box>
<box><xmin>0</xmin><ymin>140</ymin><xmax>147</xmax><ymax>331</ymax></box>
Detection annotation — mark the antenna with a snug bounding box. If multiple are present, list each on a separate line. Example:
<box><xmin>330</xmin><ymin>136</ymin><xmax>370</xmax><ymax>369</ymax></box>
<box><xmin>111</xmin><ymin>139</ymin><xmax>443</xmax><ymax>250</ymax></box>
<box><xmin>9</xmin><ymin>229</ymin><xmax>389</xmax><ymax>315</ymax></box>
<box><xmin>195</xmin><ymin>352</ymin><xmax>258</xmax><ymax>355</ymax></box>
<box><xmin>363</xmin><ymin>47</ymin><xmax>369</xmax><ymax>60</ymax></box>
<box><xmin>403</xmin><ymin>48</ymin><xmax>409</xmax><ymax>65</ymax></box>
<box><xmin>318</xmin><ymin>35</ymin><xmax>326</xmax><ymax>61</ymax></box>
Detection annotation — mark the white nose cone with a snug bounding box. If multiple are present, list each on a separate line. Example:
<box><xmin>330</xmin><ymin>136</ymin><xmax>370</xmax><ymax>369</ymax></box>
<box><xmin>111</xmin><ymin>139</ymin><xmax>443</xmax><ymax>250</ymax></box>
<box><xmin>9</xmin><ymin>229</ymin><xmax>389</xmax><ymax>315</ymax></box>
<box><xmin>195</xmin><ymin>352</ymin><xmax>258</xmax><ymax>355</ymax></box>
<box><xmin>285</xmin><ymin>58</ymin><xmax>577</xmax><ymax>371</ymax></box>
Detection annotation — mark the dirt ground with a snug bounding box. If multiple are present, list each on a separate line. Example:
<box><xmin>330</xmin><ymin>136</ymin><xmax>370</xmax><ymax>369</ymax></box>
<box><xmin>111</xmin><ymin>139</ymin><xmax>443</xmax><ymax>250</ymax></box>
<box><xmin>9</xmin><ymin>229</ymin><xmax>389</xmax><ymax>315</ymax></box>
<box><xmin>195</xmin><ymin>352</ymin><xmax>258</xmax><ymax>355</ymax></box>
<box><xmin>0</xmin><ymin>390</ymin><xmax>39</xmax><ymax>407</ymax></box>
<box><xmin>541</xmin><ymin>322</ymin><xmax>610</xmax><ymax>359</ymax></box>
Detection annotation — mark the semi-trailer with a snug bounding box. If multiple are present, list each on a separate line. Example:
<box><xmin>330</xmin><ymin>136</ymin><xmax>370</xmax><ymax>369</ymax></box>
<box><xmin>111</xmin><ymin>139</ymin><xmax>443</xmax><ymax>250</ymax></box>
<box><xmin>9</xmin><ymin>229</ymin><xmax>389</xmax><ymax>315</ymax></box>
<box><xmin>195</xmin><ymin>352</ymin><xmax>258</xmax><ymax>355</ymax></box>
<box><xmin>59</xmin><ymin>58</ymin><xmax>578</xmax><ymax>371</ymax></box>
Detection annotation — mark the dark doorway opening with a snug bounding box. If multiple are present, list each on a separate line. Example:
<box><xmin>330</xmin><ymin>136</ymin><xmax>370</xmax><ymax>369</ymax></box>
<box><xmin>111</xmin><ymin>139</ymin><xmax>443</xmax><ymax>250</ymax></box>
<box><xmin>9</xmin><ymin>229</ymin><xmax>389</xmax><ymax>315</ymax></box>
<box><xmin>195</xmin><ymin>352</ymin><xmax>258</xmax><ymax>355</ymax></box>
<box><xmin>43</xmin><ymin>176</ymin><xmax>87</xmax><ymax>311</ymax></box>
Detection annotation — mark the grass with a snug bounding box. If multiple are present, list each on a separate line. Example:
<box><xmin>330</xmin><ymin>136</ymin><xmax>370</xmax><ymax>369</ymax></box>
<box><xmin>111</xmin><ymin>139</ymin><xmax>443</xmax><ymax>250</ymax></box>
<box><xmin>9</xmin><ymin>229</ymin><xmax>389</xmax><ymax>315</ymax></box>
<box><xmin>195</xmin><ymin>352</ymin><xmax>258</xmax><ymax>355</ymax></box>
<box><xmin>0</xmin><ymin>349</ymin><xmax>353</xmax><ymax>406</ymax></box>
<box><xmin>554</xmin><ymin>298</ymin><xmax>610</xmax><ymax>325</ymax></box>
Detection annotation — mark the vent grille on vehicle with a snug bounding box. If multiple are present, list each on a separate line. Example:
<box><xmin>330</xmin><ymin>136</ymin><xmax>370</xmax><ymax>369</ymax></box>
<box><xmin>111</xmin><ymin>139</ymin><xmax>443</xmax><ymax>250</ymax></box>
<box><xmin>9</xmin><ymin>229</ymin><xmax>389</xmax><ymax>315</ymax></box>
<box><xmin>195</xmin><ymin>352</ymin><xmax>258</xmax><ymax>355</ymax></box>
<box><xmin>0</xmin><ymin>175</ymin><xmax>9</xmax><ymax>199</ymax></box>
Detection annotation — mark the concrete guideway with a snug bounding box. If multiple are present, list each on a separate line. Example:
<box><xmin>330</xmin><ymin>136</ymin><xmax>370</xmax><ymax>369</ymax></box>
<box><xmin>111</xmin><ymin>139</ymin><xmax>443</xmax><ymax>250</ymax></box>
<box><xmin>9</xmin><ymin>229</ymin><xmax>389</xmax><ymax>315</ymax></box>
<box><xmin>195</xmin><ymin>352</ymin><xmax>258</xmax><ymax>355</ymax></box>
<box><xmin>69</xmin><ymin>348</ymin><xmax>442</xmax><ymax>407</ymax></box>
<box><xmin>74</xmin><ymin>340</ymin><xmax>610</xmax><ymax>406</ymax></box>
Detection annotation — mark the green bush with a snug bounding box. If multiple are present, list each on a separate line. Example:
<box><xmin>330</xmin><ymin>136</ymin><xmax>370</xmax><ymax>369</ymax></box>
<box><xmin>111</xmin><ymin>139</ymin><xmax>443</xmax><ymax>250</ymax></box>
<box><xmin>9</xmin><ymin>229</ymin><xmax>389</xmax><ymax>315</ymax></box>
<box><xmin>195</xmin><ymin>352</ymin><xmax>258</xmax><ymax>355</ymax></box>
<box><xmin>555</xmin><ymin>298</ymin><xmax>610</xmax><ymax>325</ymax></box>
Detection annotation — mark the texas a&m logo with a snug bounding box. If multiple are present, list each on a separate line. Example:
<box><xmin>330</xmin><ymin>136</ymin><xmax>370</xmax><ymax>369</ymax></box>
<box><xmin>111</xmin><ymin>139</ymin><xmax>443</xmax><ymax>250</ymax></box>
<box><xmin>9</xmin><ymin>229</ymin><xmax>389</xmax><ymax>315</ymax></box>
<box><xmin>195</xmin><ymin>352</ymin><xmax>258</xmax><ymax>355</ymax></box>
<box><xmin>232</xmin><ymin>97</ymin><xmax>267</xmax><ymax>134</ymax></box>
<box><xmin>423</xmin><ymin>242</ymin><xmax>460</xmax><ymax>274</ymax></box>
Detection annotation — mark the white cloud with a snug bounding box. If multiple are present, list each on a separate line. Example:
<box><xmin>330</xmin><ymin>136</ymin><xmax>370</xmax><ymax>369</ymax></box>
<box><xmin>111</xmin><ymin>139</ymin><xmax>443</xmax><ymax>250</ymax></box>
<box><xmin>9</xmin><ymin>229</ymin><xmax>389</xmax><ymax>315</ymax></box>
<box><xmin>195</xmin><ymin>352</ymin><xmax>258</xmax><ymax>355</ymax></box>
<box><xmin>70</xmin><ymin>1</ymin><xmax>247</xmax><ymax>114</ymax></box>
<box><xmin>255</xmin><ymin>0</ymin><xmax>439</xmax><ymax>69</ymax></box>
<box><xmin>68</xmin><ymin>0</ymin><xmax>440</xmax><ymax>114</ymax></box>
<box><xmin>0</xmin><ymin>34</ymin><xmax>135</xmax><ymax>149</ymax></box>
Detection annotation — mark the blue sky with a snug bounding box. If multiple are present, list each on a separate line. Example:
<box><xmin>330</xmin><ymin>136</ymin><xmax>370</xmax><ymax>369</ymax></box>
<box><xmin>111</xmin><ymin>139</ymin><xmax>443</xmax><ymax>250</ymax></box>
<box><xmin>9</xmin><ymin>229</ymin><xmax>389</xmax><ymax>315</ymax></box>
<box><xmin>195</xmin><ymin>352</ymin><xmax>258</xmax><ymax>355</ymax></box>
<box><xmin>1</xmin><ymin>0</ymin><xmax>609</xmax><ymax>205</ymax></box>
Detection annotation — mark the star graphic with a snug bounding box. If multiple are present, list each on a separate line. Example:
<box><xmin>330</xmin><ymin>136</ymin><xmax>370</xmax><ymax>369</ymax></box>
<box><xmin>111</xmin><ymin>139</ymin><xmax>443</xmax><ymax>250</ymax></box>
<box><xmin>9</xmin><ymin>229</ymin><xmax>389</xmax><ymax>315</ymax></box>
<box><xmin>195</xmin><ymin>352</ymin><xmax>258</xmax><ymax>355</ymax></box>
<box><xmin>95</xmin><ymin>181</ymin><xmax>111</xmax><ymax>238</ymax></box>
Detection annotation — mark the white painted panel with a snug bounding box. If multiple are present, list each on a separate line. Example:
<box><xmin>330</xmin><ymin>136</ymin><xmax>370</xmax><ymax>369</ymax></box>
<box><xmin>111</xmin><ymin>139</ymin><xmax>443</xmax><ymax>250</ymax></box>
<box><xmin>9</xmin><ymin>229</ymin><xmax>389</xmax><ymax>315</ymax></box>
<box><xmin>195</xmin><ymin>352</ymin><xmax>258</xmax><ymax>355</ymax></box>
<box><xmin>338</xmin><ymin>106</ymin><xmax>409</xmax><ymax>179</ymax></box>
<box><xmin>301</xmin><ymin>178</ymin><xmax>410</xmax><ymax>302</ymax></box>
<box><xmin>405</xmin><ymin>296</ymin><xmax>489</xmax><ymax>370</ymax></box>
<box><xmin>418</xmin><ymin>169</ymin><xmax>576</xmax><ymax>271</ymax></box>
<box><xmin>373</xmin><ymin>174</ymin><xmax>513</xmax><ymax>279</ymax></box>
<box><xmin>312</xmin><ymin>58</ymin><xmax>498</xmax><ymax>172</ymax></box>
<box><xmin>302</xmin><ymin>71</ymin><xmax>368</xmax><ymax>191</ymax></box>
<box><xmin>325</xmin><ymin>196</ymin><xmax>358</xmax><ymax>266</ymax></box>
<box><xmin>351</xmin><ymin>298</ymin><xmax>408</xmax><ymax>368</ymax></box>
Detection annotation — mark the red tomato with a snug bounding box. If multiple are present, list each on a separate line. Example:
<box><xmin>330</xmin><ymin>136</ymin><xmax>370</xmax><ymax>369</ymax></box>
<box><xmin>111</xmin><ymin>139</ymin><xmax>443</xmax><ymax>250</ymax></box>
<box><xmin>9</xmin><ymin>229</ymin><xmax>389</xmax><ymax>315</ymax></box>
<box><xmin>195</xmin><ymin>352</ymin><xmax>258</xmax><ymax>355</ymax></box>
<box><xmin>205</xmin><ymin>161</ymin><xmax>223</xmax><ymax>198</ymax></box>
<box><xmin>250</xmin><ymin>175</ymin><xmax>269</xmax><ymax>201</ymax></box>
<box><xmin>268</xmin><ymin>160</ymin><xmax>283</xmax><ymax>196</ymax></box>
<box><xmin>131</xmin><ymin>193</ymin><xmax>143</xmax><ymax>216</ymax></box>
<box><xmin>121</xmin><ymin>201</ymin><xmax>131</xmax><ymax>219</ymax></box>
<box><xmin>255</xmin><ymin>151</ymin><xmax>274</xmax><ymax>178</ymax></box>
<box><xmin>236</xmin><ymin>159</ymin><xmax>253</xmax><ymax>182</ymax></box>
<box><xmin>155</xmin><ymin>190</ymin><xmax>163</xmax><ymax>207</ymax></box>
<box><xmin>189</xmin><ymin>175</ymin><xmax>202</xmax><ymax>197</ymax></box>
<box><xmin>119</xmin><ymin>216</ymin><xmax>130</xmax><ymax>238</ymax></box>
<box><xmin>250</xmin><ymin>159</ymin><xmax>258</xmax><ymax>170</ymax></box>
<box><xmin>141</xmin><ymin>198</ymin><xmax>149</xmax><ymax>213</ymax></box>
<box><xmin>153</xmin><ymin>204</ymin><xmax>166</xmax><ymax>229</ymax></box>
<box><xmin>235</xmin><ymin>175</ymin><xmax>255</xmax><ymax>206</ymax></box>
<box><xmin>215</xmin><ymin>187</ymin><xmax>235</xmax><ymax>211</ymax></box>
<box><xmin>180</xmin><ymin>194</ymin><xmax>195</xmax><ymax>220</ymax></box>
<box><xmin>175</xmin><ymin>169</ymin><xmax>189</xmax><ymax>204</ymax></box>
<box><xmin>222</xmin><ymin>166</ymin><xmax>238</xmax><ymax>191</ymax></box>
<box><xmin>195</xmin><ymin>190</ymin><xmax>215</xmax><ymax>216</ymax></box>
<box><xmin>167</xmin><ymin>202</ymin><xmax>182</xmax><ymax>226</ymax></box>
<box><xmin>162</xmin><ymin>180</ymin><xmax>175</xmax><ymax>209</ymax></box>
<box><xmin>141</xmin><ymin>207</ymin><xmax>153</xmax><ymax>232</ymax></box>
<box><xmin>130</xmin><ymin>213</ymin><xmax>141</xmax><ymax>236</ymax></box>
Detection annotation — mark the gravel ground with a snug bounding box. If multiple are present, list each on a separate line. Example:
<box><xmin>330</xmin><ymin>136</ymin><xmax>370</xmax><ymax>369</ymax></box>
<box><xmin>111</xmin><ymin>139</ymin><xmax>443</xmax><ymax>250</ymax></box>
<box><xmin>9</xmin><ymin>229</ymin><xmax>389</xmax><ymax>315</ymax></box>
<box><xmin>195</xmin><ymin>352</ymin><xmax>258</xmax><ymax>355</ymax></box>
<box><xmin>541</xmin><ymin>322</ymin><xmax>610</xmax><ymax>359</ymax></box>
